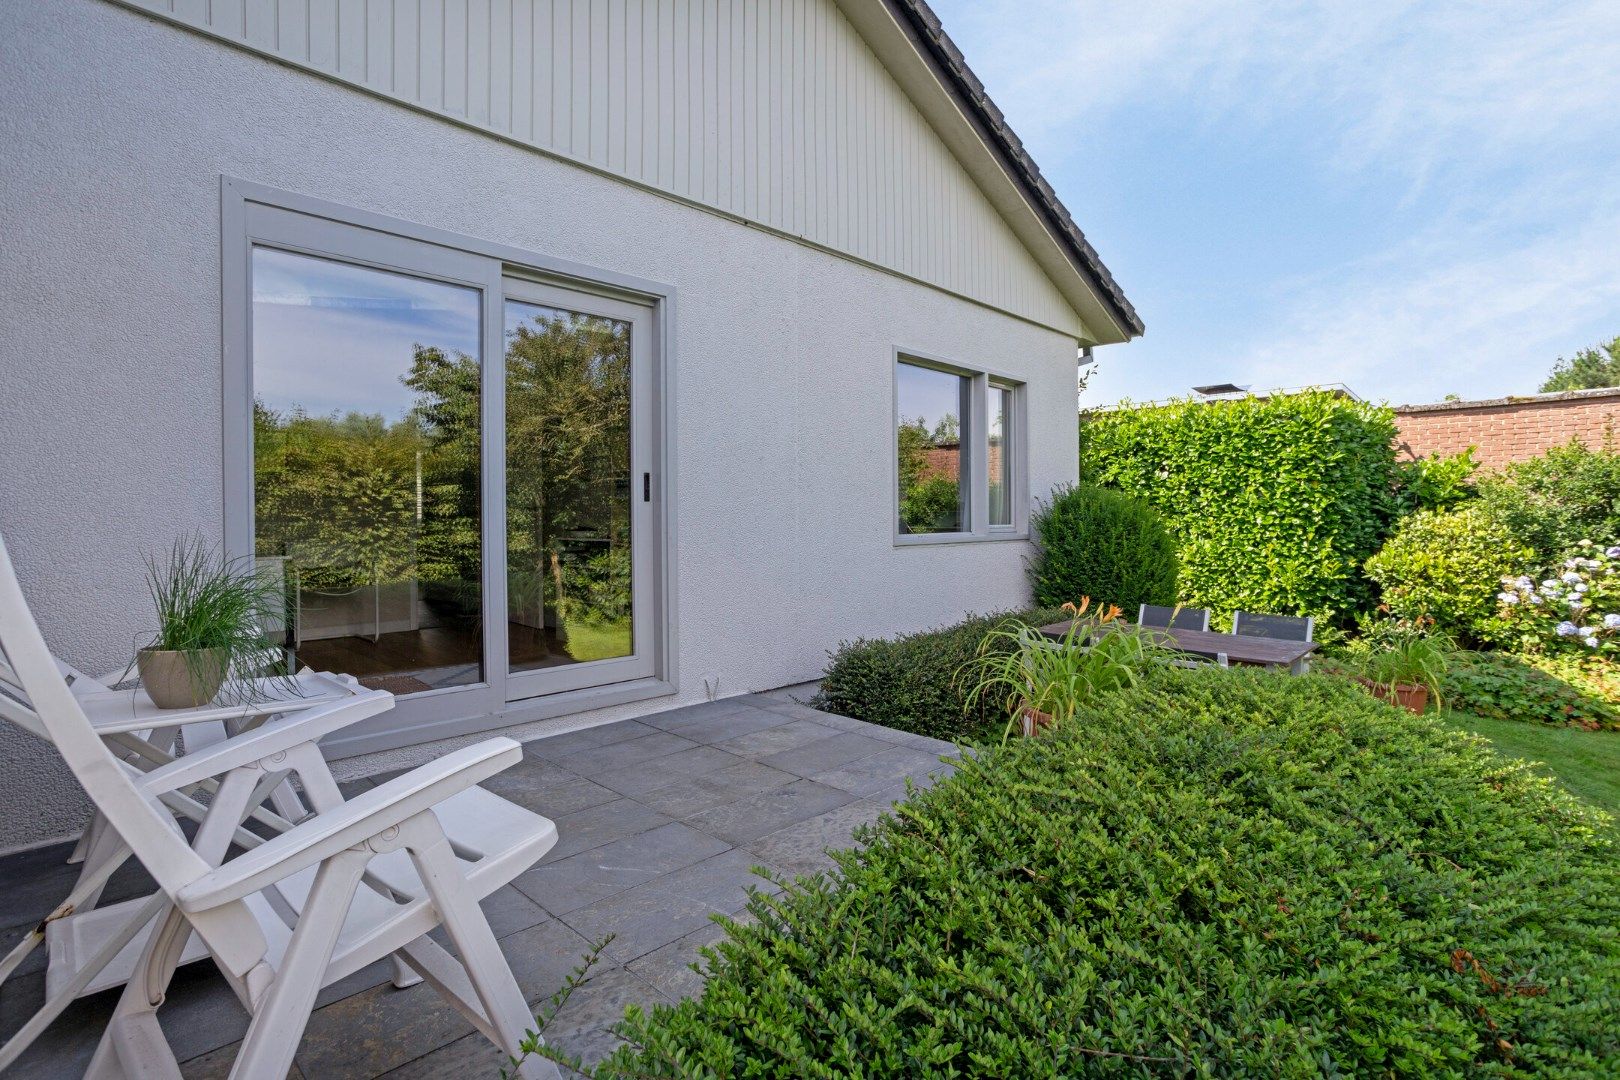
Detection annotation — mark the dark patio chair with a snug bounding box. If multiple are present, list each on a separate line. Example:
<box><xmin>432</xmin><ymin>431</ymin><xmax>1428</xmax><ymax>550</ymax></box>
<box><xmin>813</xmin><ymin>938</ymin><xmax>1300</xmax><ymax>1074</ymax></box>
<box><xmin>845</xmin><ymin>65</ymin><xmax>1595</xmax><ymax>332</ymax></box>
<box><xmin>1137</xmin><ymin>604</ymin><xmax>1211</xmax><ymax>632</ymax></box>
<box><xmin>1231</xmin><ymin>610</ymin><xmax>1314</xmax><ymax>642</ymax></box>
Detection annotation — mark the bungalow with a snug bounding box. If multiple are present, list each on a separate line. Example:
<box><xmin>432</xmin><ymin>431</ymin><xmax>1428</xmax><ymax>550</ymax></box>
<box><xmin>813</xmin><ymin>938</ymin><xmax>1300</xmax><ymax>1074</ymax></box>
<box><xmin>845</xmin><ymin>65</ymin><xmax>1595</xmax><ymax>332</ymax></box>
<box><xmin>0</xmin><ymin>0</ymin><xmax>1141</xmax><ymax>852</ymax></box>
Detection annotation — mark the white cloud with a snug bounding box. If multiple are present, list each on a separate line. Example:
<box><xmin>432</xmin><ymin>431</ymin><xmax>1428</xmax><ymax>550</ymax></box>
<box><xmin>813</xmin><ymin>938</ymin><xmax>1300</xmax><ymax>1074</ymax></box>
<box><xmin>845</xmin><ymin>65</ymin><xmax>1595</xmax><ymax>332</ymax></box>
<box><xmin>942</xmin><ymin>0</ymin><xmax>1620</xmax><ymax>183</ymax></box>
<box><xmin>934</xmin><ymin>0</ymin><xmax>1620</xmax><ymax>403</ymax></box>
<box><xmin>1235</xmin><ymin>196</ymin><xmax>1620</xmax><ymax>403</ymax></box>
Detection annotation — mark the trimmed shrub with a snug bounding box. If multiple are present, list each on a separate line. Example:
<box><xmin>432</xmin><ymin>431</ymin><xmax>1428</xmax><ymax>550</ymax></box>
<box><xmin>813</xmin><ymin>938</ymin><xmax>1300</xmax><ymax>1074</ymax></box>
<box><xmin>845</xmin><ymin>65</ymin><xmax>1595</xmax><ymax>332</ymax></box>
<box><xmin>1479</xmin><ymin>438</ymin><xmax>1620</xmax><ymax>564</ymax></box>
<box><xmin>814</xmin><ymin>607</ymin><xmax>1069</xmax><ymax>742</ymax></box>
<box><xmin>1081</xmin><ymin>390</ymin><xmax>1398</xmax><ymax>623</ymax></box>
<box><xmin>1445</xmin><ymin>651</ymin><xmax>1620</xmax><ymax>730</ymax></box>
<box><xmin>1027</xmin><ymin>484</ymin><xmax>1177</xmax><ymax>612</ymax></box>
<box><xmin>561</xmin><ymin>667</ymin><xmax>1620</xmax><ymax>1078</ymax></box>
<box><xmin>1365</xmin><ymin>504</ymin><xmax>1534</xmax><ymax>645</ymax></box>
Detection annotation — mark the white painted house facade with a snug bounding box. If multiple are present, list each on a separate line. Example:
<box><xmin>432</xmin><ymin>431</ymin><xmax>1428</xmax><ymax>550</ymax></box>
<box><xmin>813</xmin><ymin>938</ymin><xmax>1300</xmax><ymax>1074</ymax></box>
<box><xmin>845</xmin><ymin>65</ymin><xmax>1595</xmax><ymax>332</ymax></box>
<box><xmin>0</xmin><ymin>0</ymin><xmax>1140</xmax><ymax>851</ymax></box>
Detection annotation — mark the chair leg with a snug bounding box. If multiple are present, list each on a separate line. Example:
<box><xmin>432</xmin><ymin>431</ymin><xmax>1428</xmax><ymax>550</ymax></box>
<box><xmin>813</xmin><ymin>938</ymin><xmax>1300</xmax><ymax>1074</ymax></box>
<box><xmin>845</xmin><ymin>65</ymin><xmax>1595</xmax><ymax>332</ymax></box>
<box><xmin>66</xmin><ymin>814</ymin><xmax>98</xmax><ymax>864</ymax></box>
<box><xmin>409</xmin><ymin>836</ymin><xmax>561</xmax><ymax>1080</ymax></box>
<box><xmin>229</xmin><ymin>849</ymin><xmax>370</xmax><ymax>1080</ymax></box>
<box><xmin>84</xmin><ymin>904</ymin><xmax>194</xmax><ymax>1080</ymax></box>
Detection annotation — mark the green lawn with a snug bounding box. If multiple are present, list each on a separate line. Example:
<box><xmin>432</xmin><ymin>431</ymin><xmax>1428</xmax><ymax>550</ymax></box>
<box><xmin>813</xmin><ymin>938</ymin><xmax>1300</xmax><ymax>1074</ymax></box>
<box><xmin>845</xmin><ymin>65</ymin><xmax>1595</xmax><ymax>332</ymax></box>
<box><xmin>1442</xmin><ymin>711</ymin><xmax>1620</xmax><ymax>814</ymax></box>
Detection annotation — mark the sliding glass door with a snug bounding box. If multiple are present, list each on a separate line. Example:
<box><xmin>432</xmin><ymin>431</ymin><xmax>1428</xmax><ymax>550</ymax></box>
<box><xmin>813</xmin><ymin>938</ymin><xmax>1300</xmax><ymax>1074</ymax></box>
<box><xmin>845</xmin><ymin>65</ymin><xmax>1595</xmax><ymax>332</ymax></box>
<box><xmin>502</xmin><ymin>279</ymin><xmax>656</xmax><ymax>699</ymax></box>
<box><xmin>243</xmin><ymin>209</ymin><xmax>658</xmax><ymax>727</ymax></box>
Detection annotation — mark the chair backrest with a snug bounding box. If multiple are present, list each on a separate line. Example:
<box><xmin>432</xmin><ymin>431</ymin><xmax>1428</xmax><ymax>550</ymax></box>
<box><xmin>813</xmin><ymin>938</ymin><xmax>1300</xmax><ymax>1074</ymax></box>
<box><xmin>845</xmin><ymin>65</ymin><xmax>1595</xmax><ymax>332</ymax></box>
<box><xmin>1231</xmin><ymin>610</ymin><xmax>1313</xmax><ymax>642</ymax></box>
<box><xmin>1138</xmin><ymin>604</ymin><xmax>1211</xmax><ymax>632</ymax></box>
<box><xmin>0</xmin><ymin>535</ymin><xmax>268</xmax><ymax>972</ymax></box>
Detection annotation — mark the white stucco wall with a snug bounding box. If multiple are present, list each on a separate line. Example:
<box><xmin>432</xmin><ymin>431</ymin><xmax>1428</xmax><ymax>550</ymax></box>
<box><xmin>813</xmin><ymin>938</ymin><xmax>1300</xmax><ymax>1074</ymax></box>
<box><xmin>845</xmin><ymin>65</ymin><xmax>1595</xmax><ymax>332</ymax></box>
<box><xmin>0</xmin><ymin>0</ymin><xmax>1082</xmax><ymax>851</ymax></box>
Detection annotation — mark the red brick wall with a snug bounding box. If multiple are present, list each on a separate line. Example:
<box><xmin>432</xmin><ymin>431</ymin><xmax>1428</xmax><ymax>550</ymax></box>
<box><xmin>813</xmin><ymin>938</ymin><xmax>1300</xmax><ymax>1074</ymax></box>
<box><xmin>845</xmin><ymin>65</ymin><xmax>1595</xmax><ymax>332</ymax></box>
<box><xmin>1394</xmin><ymin>389</ymin><xmax>1620</xmax><ymax>470</ymax></box>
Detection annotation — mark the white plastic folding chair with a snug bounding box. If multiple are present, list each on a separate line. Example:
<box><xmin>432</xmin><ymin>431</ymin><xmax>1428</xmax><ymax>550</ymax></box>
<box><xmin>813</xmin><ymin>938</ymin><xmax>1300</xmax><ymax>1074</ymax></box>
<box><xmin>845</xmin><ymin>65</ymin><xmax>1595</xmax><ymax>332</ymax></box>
<box><xmin>0</xmin><ymin>535</ymin><xmax>563</xmax><ymax>1079</ymax></box>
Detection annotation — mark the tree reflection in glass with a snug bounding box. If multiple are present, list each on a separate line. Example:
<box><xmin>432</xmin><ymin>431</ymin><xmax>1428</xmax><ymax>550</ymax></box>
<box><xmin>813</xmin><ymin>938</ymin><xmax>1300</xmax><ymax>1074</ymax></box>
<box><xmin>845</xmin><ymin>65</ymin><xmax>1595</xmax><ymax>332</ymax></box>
<box><xmin>504</xmin><ymin>302</ymin><xmax>633</xmax><ymax>671</ymax></box>
<box><xmin>251</xmin><ymin>247</ymin><xmax>483</xmax><ymax>692</ymax></box>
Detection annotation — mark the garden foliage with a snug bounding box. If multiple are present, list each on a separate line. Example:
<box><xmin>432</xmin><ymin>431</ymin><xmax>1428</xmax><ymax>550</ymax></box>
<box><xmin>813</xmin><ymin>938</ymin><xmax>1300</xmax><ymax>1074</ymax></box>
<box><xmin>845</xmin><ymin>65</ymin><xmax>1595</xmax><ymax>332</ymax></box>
<box><xmin>1080</xmin><ymin>390</ymin><xmax>1397</xmax><ymax>623</ymax></box>
<box><xmin>1364</xmin><ymin>505</ymin><xmax>1533</xmax><ymax>645</ymax></box>
<box><xmin>814</xmin><ymin>607</ymin><xmax>1069</xmax><ymax>742</ymax></box>
<box><xmin>1478</xmin><ymin>437</ymin><xmax>1620</xmax><ymax>564</ymax></box>
<box><xmin>1444</xmin><ymin>651</ymin><xmax>1620</xmax><ymax>730</ymax></box>
<box><xmin>567</xmin><ymin>667</ymin><xmax>1620</xmax><ymax>1078</ymax></box>
<box><xmin>1026</xmin><ymin>485</ymin><xmax>1176</xmax><ymax>612</ymax></box>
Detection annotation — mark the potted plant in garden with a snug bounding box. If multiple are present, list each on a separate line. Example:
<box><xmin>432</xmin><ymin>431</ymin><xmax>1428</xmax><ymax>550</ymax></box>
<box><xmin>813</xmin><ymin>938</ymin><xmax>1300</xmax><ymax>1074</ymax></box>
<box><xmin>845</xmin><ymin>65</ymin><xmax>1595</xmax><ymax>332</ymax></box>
<box><xmin>1346</xmin><ymin>628</ymin><xmax>1450</xmax><ymax>715</ymax></box>
<box><xmin>137</xmin><ymin>536</ymin><xmax>289</xmax><ymax>708</ymax></box>
<box><xmin>959</xmin><ymin>598</ymin><xmax>1160</xmax><ymax>740</ymax></box>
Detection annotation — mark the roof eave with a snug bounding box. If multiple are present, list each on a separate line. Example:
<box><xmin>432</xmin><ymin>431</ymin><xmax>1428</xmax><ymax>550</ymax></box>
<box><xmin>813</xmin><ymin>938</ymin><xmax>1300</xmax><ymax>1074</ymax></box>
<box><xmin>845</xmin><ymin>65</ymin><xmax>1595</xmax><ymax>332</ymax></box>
<box><xmin>883</xmin><ymin>0</ymin><xmax>1144</xmax><ymax>341</ymax></box>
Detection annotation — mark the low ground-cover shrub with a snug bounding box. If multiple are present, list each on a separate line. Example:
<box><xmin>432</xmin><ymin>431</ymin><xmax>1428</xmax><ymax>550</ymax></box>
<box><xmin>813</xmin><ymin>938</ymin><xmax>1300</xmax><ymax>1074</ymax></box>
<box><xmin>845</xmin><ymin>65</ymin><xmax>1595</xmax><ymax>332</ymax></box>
<box><xmin>814</xmin><ymin>606</ymin><xmax>1069</xmax><ymax>741</ymax></box>
<box><xmin>1027</xmin><ymin>484</ymin><xmax>1176</xmax><ymax>612</ymax></box>
<box><xmin>559</xmin><ymin>667</ymin><xmax>1620</xmax><ymax>1078</ymax></box>
<box><xmin>1443</xmin><ymin>651</ymin><xmax>1620</xmax><ymax>730</ymax></box>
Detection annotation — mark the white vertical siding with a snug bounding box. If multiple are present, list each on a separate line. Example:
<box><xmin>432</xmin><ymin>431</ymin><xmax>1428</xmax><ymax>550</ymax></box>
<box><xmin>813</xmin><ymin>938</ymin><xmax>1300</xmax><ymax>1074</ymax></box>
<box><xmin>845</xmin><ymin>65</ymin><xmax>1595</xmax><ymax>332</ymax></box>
<box><xmin>113</xmin><ymin>0</ymin><xmax>1080</xmax><ymax>333</ymax></box>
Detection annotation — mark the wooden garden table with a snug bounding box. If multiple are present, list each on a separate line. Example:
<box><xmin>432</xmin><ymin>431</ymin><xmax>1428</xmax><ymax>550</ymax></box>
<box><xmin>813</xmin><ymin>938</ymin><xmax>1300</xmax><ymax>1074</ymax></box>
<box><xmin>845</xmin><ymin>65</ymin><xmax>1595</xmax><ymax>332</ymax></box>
<box><xmin>1036</xmin><ymin>621</ymin><xmax>1318</xmax><ymax>675</ymax></box>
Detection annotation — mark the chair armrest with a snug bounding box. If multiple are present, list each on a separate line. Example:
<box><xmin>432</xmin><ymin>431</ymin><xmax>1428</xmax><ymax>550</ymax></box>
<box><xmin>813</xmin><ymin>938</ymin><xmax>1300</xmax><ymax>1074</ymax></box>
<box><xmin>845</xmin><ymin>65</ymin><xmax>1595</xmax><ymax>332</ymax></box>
<box><xmin>135</xmin><ymin>691</ymin><xmax>394</xmax><ymax>795</ymax></box>
<box><xmin>175</xmin><ymin>738</ymin><xmax>523</xmax><ymax>912</ymax></box>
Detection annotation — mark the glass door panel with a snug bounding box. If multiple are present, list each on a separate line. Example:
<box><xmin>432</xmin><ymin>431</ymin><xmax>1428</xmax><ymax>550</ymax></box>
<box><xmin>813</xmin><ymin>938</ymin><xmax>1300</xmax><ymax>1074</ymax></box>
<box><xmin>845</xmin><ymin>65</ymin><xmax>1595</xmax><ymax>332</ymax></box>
<box><xmin>251</xmin><ymin>246</ymin><xmax>484</xmax><ymax>694</ymax></box>
<box><xmin>503</xmin><ymin>282</ymin><xmax>654</xmax><ymax>698</ymax></box>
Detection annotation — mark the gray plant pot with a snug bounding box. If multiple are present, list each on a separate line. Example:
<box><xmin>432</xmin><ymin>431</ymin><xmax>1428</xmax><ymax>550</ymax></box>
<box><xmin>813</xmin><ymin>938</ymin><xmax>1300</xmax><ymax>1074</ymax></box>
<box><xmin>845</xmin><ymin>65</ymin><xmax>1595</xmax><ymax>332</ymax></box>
<box><xmin>137</xmin><ymin>647</ymin><xmax>228</xmax><ymax>709</ymax></box>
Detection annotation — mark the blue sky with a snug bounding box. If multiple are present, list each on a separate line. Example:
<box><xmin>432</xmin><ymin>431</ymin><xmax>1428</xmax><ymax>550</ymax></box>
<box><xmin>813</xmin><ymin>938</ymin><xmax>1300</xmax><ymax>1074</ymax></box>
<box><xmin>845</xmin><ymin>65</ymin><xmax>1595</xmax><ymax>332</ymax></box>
<box><xmin>930</xmin><ymin>0</ymin><xmax>1620</xmax><ymax>408</ymax></box>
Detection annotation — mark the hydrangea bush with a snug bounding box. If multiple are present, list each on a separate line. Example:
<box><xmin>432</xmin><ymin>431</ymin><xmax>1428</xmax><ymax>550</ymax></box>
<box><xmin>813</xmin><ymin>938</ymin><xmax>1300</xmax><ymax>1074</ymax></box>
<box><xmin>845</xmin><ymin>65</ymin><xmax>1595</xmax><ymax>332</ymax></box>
<box><xmin>1496</xmin><ymin>540</ymin><xmax>1620</xmax><ymax>653</ymax></box>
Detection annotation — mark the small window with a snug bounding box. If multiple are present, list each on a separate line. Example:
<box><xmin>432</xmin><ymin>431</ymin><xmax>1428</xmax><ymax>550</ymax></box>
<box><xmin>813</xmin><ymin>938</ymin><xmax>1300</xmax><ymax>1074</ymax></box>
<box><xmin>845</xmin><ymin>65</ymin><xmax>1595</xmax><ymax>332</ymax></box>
<box><xmin>988</xmin><ymin>383</ymin><xmax>1014</xmax><ymax>528</ymax></box>
<box><xmin>897</xmin><ymin>361</ymin><xmax>971</xmax><ymax>534</ymax></box>
<box><xmin>895</xmin><ymin>355</ymin><xmax>1024</xmax><ymax>542</ymax></box>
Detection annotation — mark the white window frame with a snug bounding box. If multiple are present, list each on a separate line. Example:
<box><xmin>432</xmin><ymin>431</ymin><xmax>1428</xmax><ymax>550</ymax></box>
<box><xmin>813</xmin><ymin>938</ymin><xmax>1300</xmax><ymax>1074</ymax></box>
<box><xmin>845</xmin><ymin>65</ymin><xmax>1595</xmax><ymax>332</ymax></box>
<box><xmin>892</xmin><ymin>348</ymin><xmax>1028</xmax><ymax>546</ymax></box>
<box><xmin>221</xmin><ymin>178</ymin><xmax>678</xmax><ymax>757</ymax></box>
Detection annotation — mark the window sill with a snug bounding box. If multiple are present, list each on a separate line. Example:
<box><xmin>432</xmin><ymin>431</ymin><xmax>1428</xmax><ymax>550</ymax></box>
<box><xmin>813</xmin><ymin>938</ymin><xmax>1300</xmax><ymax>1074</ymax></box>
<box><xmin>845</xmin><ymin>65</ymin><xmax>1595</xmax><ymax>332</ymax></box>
<box><xmin>894</xmin><ymin>531</ymin><xmax>1029</xmax><ymax>547</ymax></box>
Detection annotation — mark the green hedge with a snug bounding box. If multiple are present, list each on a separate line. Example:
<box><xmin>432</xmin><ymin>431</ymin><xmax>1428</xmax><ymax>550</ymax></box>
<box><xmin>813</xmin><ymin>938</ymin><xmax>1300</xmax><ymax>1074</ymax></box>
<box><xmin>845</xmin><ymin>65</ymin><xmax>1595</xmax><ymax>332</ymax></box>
<box><xmin>1081</xmin><ymin>390</ymin><xmax>1398</xmax><ymax>624</ymax></box>
<box><xmin>814</xmin><ymin>607</ymin><xmax>1070</xmax><ymax>742</ymax></box>
<box><xmin>569</xmin><ymin>667</ymin><xmax>1620</xmax><ymax>1077</ymax></box>
<box><xmin>1028</xmin><ymin>484</ymin><xmax>1177</xmax><ymax>612</ymax></box>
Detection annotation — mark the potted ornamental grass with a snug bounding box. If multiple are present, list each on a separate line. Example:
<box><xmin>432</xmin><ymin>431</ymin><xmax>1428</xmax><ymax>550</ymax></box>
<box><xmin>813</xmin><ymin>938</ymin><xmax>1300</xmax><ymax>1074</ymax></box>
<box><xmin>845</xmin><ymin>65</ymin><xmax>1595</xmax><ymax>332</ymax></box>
<box><xmin>137</xmin><ymin>536</ymin><xmax>288</xmax><ymax>708</ymax></box>
<box><xmin>1344</xmin><ymin>624</ymin><xmax>1450</xmax><ymax>715</ymax></box>
<box><xmin>959</xmin><ymin>598</ymin><xmax>1159</xmax><ymax>740</ymax></box>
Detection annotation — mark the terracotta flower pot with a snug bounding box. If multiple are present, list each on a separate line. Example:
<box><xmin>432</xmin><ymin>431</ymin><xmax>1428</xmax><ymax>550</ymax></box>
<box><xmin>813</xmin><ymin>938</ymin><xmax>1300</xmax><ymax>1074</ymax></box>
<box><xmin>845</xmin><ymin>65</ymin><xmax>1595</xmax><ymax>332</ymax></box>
<box><xmin>136</xmin><ymin>647</ymin><xmax>228</xmax><ymax>709</ymax></box>
<box><xmin>1353</xmin><ymin>675</ymin><xmax>1429</xmax><ymax>715</ymax></box>
<box><xmin>1019</xmin><ymin>706</ymin><xmax>1056</xmax><ymax>737</ymax></box>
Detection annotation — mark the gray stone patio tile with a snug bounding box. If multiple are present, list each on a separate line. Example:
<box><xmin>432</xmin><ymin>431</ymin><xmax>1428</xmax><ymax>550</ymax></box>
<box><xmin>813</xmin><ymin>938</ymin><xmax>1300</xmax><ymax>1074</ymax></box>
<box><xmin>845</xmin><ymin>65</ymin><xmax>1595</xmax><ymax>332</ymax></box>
<box><xmin>712</xmin><ymin>717</ymin><xmax>840</xmax><ymax>758</ymax></box>
<box><xmin>543</xmin><ymin>798</ymin><xmax>674</xmax><ymax>861</ymax></box>
<box><xmin>0</xmin><ymin>971</ymin><xmax>105</xmax><ymax>1079</ymax></box>
<box><xmin>747</xmin><ymin>697</ymin><xmax>836</xmax><ymax>722</ymax></box>
<box><xmin>635</xmin><ymin>696</ymin><xmax>760</xmax><ymax>729</ymax></box>
<box><xmin>590</xmin><ymin>744</ymin><xmax>745</xmax><ymax>798</ymax></box>
<box><xmin>560</xmin><ymin>849</ymin><xmax>780</xmax><ymax>963</ymax></box>
<box><xmin>523</xmin><ymin>719</ymin><xmax>662</xmax><ymax>758</ymax></box>
<box><xmin>810</xmin><ymin>745</ymin><xmax>958</xmax><ymax>797</ymax></box>
<box><xmin>681</xmin><ymin>780</ymin><xmax>856</xmax><ymax>846</ymax></box>
<box><xmin>182</xmin><ymin>1042</ymin><xmax>309</xmax><ymax>1079</ymax></box>
<box><xmin>851</xmin><ymin>725</ymin><xmax>961</xmax><ymax>755</ymax></box>
<box><xmin>494</xmin><ymin>917</ymin><xmax>601</xmax><ymax>1002</ymax></box>
<box><xmin>545</xmin><ymin>963</ymin><xmax>672</xmax><ymax>1061</ymax></box>
<box><xmin>374</xmin><ymin>1032</ymin><xmax>505</xmax><ymax>1078</ymax></box>
<box><xmin>512</xmin><ymin>822</ymin><xmax>730</xmax><ymax>916</ymax></box>
<box><xmin>624</xmin><ymin>922</ymin><xmax>729</xmax><ymax>1002</ymax></box>
<box><xmin>642</xmin><ymin>703</ymin><xmax>796</xmax><ymax>745</ymax></box>
<box><xmin>542</xmin><ymin>731</ymin><xmax>702</xmax><ymax>778</ymax></box>
<box><xmin>630</xmin><ymin>760</ymin><xmax>800</xmax><ymax>818</ymax></box>
<box><xmin>745</xmin><ymin>798</ymin><xmax>893</xmax><ymax>878</ymax></box>
<box><xmin>759</xmin><ymin>731</ymin><xmax>895</xmax><ymax>778</ymax></box>
<box><xmin>475</xmin><ymin>757</ymin><xmax>620</xmax><ymax>818</ymax></box>
<box><xmin>292</xmin><ymin>979</ymin><xmax>478</xmax><ymax>1077</ymax></box>
<box><xmin>794</xmin><ymin>709</ymin><xmax>880</xmax><ymax>733</ymax></box>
